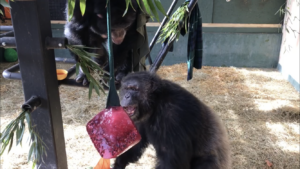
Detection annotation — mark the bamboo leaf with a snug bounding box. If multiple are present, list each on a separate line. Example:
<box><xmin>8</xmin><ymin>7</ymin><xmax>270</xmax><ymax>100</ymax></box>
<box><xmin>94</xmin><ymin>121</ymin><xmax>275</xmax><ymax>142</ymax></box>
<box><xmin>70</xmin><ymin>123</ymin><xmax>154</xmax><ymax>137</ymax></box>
<box><xmin>7</xmin><ymin>133</ymin><xmax>14</xmax><ymax>153</ymax></box>
<box><xmin>25</xmin><ymin>112</ymin><xmax>31</xmax><ymax>130</ymax></box>
<box><xmin>0</xmin><ymin>124</ymin><xmax>13</xmax><ymax>141</ymax></box>
<box><xmin>76</xmin><ymin>62</ymin><xmax>80</xmax><ymax>76</ymax></box>
<box><xmin>19</xmin><ymin>121</ymin><xmax>25</xmax><ymax>146</ymax></box>
<box><xmin>70</xmin><ymin>45</ymin><xmax>100</xmax><ymax>50</ymax></box>
<box><xmin>0</xmin><ymin>9</ymin><xmax>3</xmax><ymax>15</ymax></box>
<box><xmin>0</xmin><ymin>120</ymin><xmax>17</xmax><ymax>142</ymax></box>
<box><xmin>3</xmin><ymin>130</ymin><xmax>11</xmax><ymax>143</ymax></box>
<box><xmin>93</xmin><ymin>82</ymin><xmax>101</xmax><ymax>96</ymax></box>
<box><xmin>16</xmin><ymin>124</ymin><xmax>22</xmax><ymax>146</ymax></box>
<box><xmin>35</xmin><ymin>138</ymin><xmax>39</xmax><ymax>162</ymax></box>
<box><xmin>154</xmin><ymin>0</ymin><xmax>167</xmax><ymax>16</ymax></box>
<box><xmin>142</xmin><ymin>0</ymin><xmax>153</xmax><ymax>19</ymax></box>
<box><xmin>123</xmin><ymin>0</ymin><xmax>130</xmax><ymax>16</ymax></box>
<box><xmin>147</xmin><ymin>0</ymin><xmax>159</xmax><ymax>21</ymax></box>
<box><xmin>129</xmin><ymin>1</ymin><xmax>136</xmax><ymax>12</ymax></box>
<box><xmin>157</xmin><ymin>1</ymin><xmax>189</xmax><ymax>44</ymax></box>
<box><xmin>32</xmin><ymin>161</ymin><xmax>36</xmax><ymax>169</ymax></box>
<box><xmin>88</xmin><ymin>83</ymin><xmax>93</xmax><ymax>99</ymax></box>
<box><xmin>0</xmin><ymin>142</ymin><xmax>9</xmax><ymax>155</ymax></box>
<box><xmin>136</xmin><ymin>0</ymin><xmax>144</xmax><ymax>13</ymax></box>
<box><xmin>80</xmin><ymin>55</ymin><xmax>101</xmax><ymax>68</ymax></box>
<box><xmin>80</xmin><ymin>63</ymin><xmax>89</xmax><ymax>75</ymax></box>
<box><xmin>85</xmin><ymin>52</ymin><xmax>99</xmax><ymax>57</ymax></box>
<box><xmin>68</xmin><ymin>0</ymin><xmax>76</xmax><ymax>21</ymax></box>
<box><xmin>28</xmin><ymin>142</ymin><xmax>35</xmax><ymax>162</ymax></box>
<box><xmin>79</xmin><ymin>0</ymin><xmax>86</xmax><ymax>16</ymax></box>
<box><xmin>66</xmin><ymin>44</ymin><xmax>107</xmax><ymax>98</ymax></box>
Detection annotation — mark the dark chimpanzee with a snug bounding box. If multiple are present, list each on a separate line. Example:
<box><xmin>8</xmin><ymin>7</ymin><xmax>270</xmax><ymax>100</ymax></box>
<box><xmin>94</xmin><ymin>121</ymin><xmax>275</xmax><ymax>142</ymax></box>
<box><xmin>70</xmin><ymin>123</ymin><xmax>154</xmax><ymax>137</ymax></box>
<box><xmin>64</xmin><ymin>0</ymin><xmax>149</xmax><ymax>88</ymax></box>
<box><xmin>117</xmin><ymin>71</ymin><xmax>231</xmax><ymax>169</ymax></box>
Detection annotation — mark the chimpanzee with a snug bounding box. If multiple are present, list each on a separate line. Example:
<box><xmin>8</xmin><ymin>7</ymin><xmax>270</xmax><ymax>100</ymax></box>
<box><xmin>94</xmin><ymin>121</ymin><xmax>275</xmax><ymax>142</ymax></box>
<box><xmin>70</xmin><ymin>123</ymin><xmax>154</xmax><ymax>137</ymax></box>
<box><xmin>116</xmin><ymin>71</ymin><xmax>231</xmax><ymax>169</ymax></box>
<box><xmin>64</xmin><ymin>0</ymin><xmax>149</xmax><ymax>88</ymax></box>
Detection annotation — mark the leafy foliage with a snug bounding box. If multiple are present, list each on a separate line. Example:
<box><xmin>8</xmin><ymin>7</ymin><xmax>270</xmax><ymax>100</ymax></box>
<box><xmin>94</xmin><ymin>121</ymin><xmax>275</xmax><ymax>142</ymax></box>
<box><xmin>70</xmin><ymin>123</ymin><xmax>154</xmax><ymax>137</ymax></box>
<box><xmin>157</xmin><ymin>2</ymin><xmax>189</xmax><ymax>44</ymax></box>
<box><xmin>0</xmin><ymin>109</ymin><xmax>47</xmax><ymax>169</ymax></box>
<box><xmin>66</xmin><ymin>45</ymin><xmax>109</xmax><ymax>99</ymax></box>
<box><xmin>67</xmin><ymin>0</ymin><xmax>166</xmax><ymax>21</ymax></box>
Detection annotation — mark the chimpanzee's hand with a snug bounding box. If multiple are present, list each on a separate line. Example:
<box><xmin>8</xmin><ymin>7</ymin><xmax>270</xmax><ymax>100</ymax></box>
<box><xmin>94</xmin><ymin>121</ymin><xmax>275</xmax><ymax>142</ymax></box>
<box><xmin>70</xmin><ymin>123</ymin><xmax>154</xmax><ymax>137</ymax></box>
<box><xmin>115</xmin><ymin>71</ymin><xmax>126</xmax><ymax>90</ymax></box>
<box><xmin>75</xmin><ymin>67</ymin><xmax>89</xmax><ymax>86</ymax></box>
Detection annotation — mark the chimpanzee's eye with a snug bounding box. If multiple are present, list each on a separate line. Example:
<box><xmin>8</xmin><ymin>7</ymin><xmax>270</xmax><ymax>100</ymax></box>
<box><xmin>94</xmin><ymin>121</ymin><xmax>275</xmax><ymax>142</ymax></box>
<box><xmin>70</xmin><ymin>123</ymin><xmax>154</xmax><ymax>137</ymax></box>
<box><xmin>126</xmin><ymin>85</ymin><xmax>138</xmax><ymax>91</ymax></box>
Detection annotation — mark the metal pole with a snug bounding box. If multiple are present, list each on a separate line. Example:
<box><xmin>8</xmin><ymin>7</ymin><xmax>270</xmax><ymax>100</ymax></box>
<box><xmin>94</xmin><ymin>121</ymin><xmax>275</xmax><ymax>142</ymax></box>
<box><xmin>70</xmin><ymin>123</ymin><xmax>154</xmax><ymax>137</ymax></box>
<box><xmin>146</xmin><ymin>0</ymin><xmax>179</xmax><ymax>65</ymax></box>
<box><xmin>10</xmin><ymin>0</ymin><xmax>68</xmax><ymax>168</ymax></box>
<box><xmin>150</xmin><ymin>0</ymin><xmax>199</xmax><ymax>72</ymax></box>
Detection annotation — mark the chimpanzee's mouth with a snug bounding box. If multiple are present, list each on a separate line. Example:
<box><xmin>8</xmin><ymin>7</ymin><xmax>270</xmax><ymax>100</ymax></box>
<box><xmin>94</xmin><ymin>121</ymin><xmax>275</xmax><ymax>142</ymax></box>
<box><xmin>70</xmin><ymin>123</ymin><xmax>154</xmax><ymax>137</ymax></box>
<box><xmin>123</xmin><ymin>105</ymin><xmax>137</xmax><ymax>117</ymax></box>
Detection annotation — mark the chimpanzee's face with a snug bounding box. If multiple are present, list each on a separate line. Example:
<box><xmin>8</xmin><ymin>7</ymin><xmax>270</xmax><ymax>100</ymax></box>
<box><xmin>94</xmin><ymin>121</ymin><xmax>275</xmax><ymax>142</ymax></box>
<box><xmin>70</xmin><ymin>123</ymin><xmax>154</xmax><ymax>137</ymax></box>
<box><xmin>119</xmin><ymin>72</ymin><xmax>155</xmax><ymax>121</ymax></box>
<box><xmin>91</xmin><ymin>1</ymin><xmax>136</xmax><ymax>45</ymax></box>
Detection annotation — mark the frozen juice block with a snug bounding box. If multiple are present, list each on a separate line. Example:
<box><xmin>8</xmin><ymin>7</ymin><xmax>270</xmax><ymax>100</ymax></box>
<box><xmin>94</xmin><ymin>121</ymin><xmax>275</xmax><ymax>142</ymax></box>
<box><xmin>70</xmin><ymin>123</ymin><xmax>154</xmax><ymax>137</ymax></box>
<box><xmin>86</xmin><ymin>106</ymin><xmax>141</xmax><ymax>159</ymax></box>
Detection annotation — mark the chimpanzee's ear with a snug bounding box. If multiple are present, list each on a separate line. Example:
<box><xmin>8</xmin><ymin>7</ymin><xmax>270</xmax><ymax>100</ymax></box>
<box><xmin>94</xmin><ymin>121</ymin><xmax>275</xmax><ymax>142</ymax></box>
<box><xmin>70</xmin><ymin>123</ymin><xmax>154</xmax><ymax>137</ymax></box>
<box><xmin>149</xmin><ymin>76</ymin><xmax>160</xmax><ymax>92</ymax></box>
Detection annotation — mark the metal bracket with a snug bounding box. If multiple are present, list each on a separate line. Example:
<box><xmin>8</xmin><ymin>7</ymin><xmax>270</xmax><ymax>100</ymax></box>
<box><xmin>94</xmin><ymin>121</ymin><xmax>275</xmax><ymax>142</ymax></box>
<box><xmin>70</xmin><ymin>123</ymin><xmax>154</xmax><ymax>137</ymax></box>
<box><xmin>22</xmin><ymin>95</ymin><xmax>41</xmax><ymax>113</ymax></box>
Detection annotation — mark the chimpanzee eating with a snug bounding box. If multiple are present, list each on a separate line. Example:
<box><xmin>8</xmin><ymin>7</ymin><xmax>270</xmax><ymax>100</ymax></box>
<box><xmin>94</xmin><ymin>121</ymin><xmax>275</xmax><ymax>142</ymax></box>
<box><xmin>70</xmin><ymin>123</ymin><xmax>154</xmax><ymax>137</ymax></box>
<box><xmin>64</xmin><ymin>0</ymin><xmax>149</xmax><ymax>88</ymax></box>
<box><xmin>116</xmin><ymin>71</ymin><xmax>231</xmax><ymax>169</ymax></box>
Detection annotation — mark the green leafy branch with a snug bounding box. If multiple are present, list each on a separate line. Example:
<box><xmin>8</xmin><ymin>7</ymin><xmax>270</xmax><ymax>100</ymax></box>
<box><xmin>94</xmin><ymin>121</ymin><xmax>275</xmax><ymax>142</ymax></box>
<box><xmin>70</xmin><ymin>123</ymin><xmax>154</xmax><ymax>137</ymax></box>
<box><xmin>157</xmin><ymin>2</ymin><xmax>189</xmax><ymax>44</ymax></box>
<box><xmin>66</xmin><ymin>45</ymin><xmax>109</xmax><ymax>99</ymax></box>
<box><xmin>0</xmin><ymin>109</ymin><xmax>47</xmax><ymax>169</ymax></box>
<box><xmin>137</xmin><ymin>0</ymin><xmax>167</xmax><ymax>21</ymax></box>
<box><xmin>68</xmin><ymin>0</ymin><xmax>86</xmax><ymax>21</ymax></box>
<box><xmin>67</xmin><ymin>0</ymin><xmax>167</xmax><ymax>22</ymax></box>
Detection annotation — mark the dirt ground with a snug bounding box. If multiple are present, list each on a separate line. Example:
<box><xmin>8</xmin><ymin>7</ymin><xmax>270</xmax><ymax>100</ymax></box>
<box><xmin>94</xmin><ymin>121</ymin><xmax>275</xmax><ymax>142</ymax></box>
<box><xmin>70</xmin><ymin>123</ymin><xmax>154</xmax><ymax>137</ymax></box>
<box><xmin>0</xmin><ymin>62</ymin><xmax>299</xmax><ymax>169</ymax></box>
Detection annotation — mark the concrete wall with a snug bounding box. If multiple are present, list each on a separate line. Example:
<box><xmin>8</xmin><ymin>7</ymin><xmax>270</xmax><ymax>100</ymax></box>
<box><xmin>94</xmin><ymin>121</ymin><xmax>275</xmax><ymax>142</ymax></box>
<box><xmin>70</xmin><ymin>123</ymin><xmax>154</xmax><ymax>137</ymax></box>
<box><xmin>277</xmin><ymin>0</ymin><xmax>300</xmax><ymax>92</ymax></box>
<box><xmin>146</xmin><ymin>0</ymin><xmax>285</xmax><ymax>68</ymax></box>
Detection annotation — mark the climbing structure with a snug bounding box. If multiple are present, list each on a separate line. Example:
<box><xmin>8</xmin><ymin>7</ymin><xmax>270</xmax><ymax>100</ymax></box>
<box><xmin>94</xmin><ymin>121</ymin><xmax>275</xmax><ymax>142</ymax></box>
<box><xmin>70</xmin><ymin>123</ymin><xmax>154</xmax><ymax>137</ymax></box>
<box><xmin>0</xmin><ymin>0</ymin><xmax>199</xmax><ymax>168</ymax></box>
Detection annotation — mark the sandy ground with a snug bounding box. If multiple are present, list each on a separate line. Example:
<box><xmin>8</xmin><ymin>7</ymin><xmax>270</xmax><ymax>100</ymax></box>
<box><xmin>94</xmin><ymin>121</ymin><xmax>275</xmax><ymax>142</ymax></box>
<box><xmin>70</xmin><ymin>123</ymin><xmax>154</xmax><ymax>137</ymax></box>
<box><xmin>0</xmin><ymin>62</ymin><xmax>299</xmax><ymax>169</ymax></box>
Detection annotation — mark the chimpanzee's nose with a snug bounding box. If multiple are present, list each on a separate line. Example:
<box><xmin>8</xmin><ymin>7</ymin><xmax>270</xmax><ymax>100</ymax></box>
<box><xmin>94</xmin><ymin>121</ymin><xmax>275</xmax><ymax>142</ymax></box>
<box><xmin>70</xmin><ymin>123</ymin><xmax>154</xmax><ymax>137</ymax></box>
<box><xmin>125</xmin><ymin>93</ymin><xmax>130</xmax><ymax>99</ymax></box>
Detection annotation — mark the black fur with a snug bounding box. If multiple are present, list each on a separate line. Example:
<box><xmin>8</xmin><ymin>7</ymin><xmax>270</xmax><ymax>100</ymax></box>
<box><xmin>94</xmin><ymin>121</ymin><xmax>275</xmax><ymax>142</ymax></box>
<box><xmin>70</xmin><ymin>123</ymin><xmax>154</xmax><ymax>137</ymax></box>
<box><xmin>117</xmin><ymin>71</ymin><xmax>231</xmax><ymax>169</ymax></box>
<box><xmin>64</xmin><ymin>0</ymin><xmax>140</xmax><ymax>87</ymax></box>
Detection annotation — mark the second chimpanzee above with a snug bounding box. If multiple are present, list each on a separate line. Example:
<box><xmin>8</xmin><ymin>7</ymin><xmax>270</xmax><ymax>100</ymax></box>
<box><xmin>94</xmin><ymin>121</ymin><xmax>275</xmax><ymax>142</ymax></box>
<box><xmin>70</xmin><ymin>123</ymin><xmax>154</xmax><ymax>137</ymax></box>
<box><xmin>64</xmin><ymin>0</ymin><xmax>149</xmax><ymax>88</ymax></box>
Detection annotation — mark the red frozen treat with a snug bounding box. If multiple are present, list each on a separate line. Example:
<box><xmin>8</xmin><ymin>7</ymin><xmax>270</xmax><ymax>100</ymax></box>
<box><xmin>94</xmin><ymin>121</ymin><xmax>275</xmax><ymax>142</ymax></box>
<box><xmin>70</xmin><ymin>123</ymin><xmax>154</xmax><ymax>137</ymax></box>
<box><xmin>86</xmin><ymin>106</ymin><xmax>141</xmax><ymax>159</ymax></box>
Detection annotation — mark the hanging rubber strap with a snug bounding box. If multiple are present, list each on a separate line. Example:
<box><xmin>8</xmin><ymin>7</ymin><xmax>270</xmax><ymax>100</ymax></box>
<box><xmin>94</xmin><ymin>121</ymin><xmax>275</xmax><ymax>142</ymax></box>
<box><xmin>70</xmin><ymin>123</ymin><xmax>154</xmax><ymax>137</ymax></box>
<box><xmin>106</xmin><ymin>0</ymin><xmax>120</xmax><ymax>108</ymax></box>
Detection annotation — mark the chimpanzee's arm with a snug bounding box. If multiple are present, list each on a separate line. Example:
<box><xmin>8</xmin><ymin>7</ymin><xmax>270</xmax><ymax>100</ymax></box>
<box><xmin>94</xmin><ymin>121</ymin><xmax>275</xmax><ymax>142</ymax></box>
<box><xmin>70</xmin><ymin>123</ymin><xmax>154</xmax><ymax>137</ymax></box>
<box><xmin>113</xmin><ymin>125</ymin><xmax>149</xmax><ymax>169</ymax></box>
